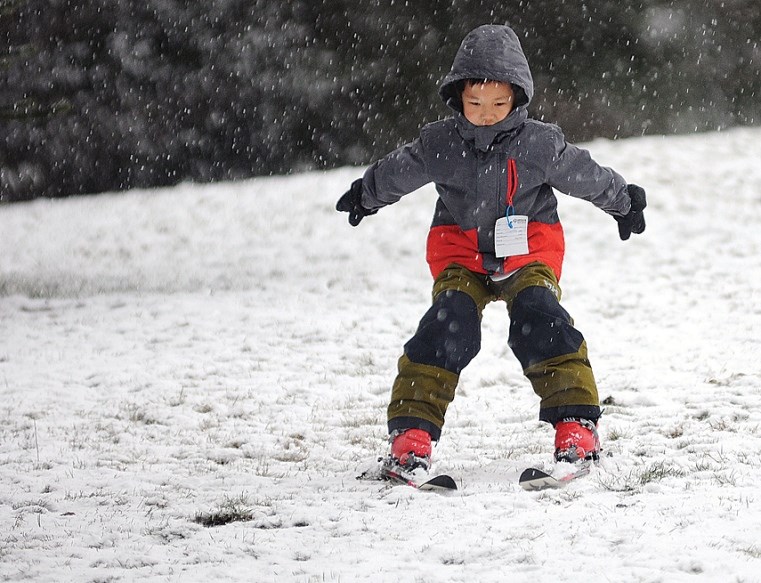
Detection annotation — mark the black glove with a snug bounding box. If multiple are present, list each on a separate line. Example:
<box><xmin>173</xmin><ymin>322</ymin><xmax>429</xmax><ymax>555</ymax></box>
<box><xmin>616</xmin><ymin>184</ymin><xmax>647</xmax><ymax>241</ymax></box>
<box><xmin>336</xmin><ymin>178</ymin><xmax>377</xmax><ymax>226</ymax></box>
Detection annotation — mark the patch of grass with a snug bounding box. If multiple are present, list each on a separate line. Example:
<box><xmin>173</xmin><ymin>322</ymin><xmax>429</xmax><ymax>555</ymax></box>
<box><xmin>712</xmin><ymin>470</ymin><xmax>738</xmax><ymax>486</ymax></box>
<box><xmin>167</xmin><ymin>388</ymin><xmax>186</xmax><ymax>407</ymax></box>
<box><xmin>272</xmin><ymin>435</ymin><xmax>309</xmax><ymax>463</ymax></box>
<box><xmin>740</xmin><ymin>545</ymin><xmax>761</xmax><ymax>559</ymax></box>
<box><xmin>606</xmin><ymin>426</ymin><xmax>629</xmax><ymax>442</ymax></box>
<box><xmin>600</xmin><ymin>460</ymin><xmax>686</xmax><ymax>492</ymax></box>
<box><xmin>193</xmin><ymin>403</ymin><xmax>214</xmax><ymax>414</ymax></box>
<box><xmin>127</xmin><ymin>405</ymin><xmax>162</xmax><ymax>425</ymax></box>
<box><xmin>693</xmin><ymin>458</ymin><xmax>716</xmax><ymax>472</ymax></box>
<box><xmin>708</xmin><ymin>418</ymin><xmax>734</xmax><ymax>432</ymax></box>
<box><xmin>194</xmin><ymin>493</ymin><xmax>254</xmax><ymax>527</ymax></box>
<box><xmin>638</xmin><ymin>461</ymin><xmax>686</xmax><ymax>485</ymax></box>
<box><xmin>666</xmin><ymin>425</ymin><xmax>684</xmax><ymax>439</ymax></box>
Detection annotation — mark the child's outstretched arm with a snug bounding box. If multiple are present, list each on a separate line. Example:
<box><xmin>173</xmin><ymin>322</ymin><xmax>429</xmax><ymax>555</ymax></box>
<box><xmin>544</xmin><ymin>129</ymin><xmax>646</xmax><ymax>240</ymax></box>
<box><xmin>336</xmin><ymin>139</ymin><xmax>430</xmax><ymax>227</ymax></box>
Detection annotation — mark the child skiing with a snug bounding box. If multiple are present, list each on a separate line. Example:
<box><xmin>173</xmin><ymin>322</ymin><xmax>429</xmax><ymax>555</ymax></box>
<box><xmin>337</xmin><ymin>24</ymin><xmax>646</xmax><ymax>480</ymax></box>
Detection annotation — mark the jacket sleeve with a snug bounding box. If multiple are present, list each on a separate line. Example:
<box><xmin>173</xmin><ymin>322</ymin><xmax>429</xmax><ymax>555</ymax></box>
<box><xmin>544</xmin><ymin>127</ymin><xmax>631</xmax><ymax>217</ymax></box>
<box><xmin>361</xmin><ymin>138</ymin><xmax>431</xmax><ymax>211</ymax></box>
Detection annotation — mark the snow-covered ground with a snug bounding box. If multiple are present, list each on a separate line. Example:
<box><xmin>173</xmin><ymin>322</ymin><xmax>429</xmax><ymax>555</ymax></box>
<box><xmin>2</xmin><ymin>128</ymin><xmax>761</xmax><ymax>582</ymax></box>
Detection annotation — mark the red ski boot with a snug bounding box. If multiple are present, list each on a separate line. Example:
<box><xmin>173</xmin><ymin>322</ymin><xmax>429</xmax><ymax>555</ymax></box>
<box><xmin>389</xmin><ymin>428</ymin><xmax>432</xmax><ymax>472</ymax></box>
<box><xmin>554</xmin><ymin>418</ymin><xmax>601</xmax><ymax>463</ymax></box>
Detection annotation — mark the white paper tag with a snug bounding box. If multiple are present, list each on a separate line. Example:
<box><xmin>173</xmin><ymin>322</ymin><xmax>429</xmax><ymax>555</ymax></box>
<box><xmin>494</xmin><ymin>215</ymin><xmax>529</xmax><ymax>257</ymax></box>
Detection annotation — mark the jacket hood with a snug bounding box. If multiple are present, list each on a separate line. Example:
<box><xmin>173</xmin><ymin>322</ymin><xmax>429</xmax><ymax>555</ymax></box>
<box><xmin>439</xmin><ymin>24</ymin><xmax>534</xmax><ymax>114</ymax></box>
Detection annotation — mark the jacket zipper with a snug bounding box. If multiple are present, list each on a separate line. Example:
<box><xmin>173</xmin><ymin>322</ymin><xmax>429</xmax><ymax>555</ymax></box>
<box><xmin>506</xmin><ymin>157</ymin><xmax>518</xmax><ymax>215</ymax></box>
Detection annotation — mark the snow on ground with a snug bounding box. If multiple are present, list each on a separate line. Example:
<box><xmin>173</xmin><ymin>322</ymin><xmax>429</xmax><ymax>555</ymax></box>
<box><xmin>2</xmin><ymin>128</ymin><xmax>761</xmax><ymax>582</ymax></box>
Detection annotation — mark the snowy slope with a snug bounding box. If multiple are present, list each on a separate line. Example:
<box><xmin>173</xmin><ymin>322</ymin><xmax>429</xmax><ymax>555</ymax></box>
<box><xmin>2</xmin><ymin>128</ymin><xmax>761</xmax><ymax>582</ymax></box>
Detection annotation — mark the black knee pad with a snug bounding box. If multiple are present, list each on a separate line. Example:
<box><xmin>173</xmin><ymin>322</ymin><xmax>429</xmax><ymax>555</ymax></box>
<box><xmin>404</xmin><ymin>290</ymin><xmax>481</xmax><ymax>374</ymax></box>
<box><xmin>508</xmin><ymin>286</ymin><xmax>584</xmax><ymax>369</ymax></box>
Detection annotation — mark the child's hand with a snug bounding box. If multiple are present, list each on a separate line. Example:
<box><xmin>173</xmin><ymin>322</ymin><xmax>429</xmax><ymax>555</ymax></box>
<box><xmin>336</xmin><ymin>179</ymin><xmax>377</xmax><ymax>226</ymax></box>
<box><xmin>616</xmin><ymin>184</ymin><xmax>647</xmax><ymax>240</ymax></box>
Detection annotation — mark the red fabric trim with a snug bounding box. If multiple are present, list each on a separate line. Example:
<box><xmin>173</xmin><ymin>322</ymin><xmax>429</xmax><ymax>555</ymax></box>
<box><xmin>426</xmin><ymin>225</ymin><xmax>485</xmax><ymax>278</ymax></box>
<box><xmin>504</xmin><ymin>221</ymin><xmax>565</xmax><ymax>280</ymax></box>
<box><xmin>426</xmin><ymin>222</ymin><xmax>565</xmax><ymax>280</ymax></box>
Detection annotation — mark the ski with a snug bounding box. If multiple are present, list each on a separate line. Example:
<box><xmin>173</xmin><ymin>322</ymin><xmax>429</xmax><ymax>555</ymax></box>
<box><xmin>381</xmin><ymin>468</ymin><xmax>458</xmax><ymax>491</ymax></box>
<box><xmin>519</xmin><ymin>463</ymin><xmax>592</xmax><ymax>491</ymax></box>
<box><xmin>357</xmin><ymin>464</ymin><xmax>458</xmax><ymax>491</ymax></box>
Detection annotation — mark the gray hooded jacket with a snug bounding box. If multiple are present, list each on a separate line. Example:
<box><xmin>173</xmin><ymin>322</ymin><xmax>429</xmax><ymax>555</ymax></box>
<box><xmin>361</xmin><ymin>24</ymin><xmax>630</xmax><ymax>279</ymax></box>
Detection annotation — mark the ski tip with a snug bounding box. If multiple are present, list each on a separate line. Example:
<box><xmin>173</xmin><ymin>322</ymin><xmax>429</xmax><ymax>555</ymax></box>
<box><xmin>519</xmin><ymin>467</ymin><xmax>551</xmax><ymax>482</ymax></box>
<box><xmin>518</xmin><ymin>467</ymin><xmax>558</xmax><ymax>491</ymax></box>
<box><xmin>419</xmin><ymin>474</ymin><xmax>458</xmax><ymax>491</ymax></box>
<box><xmin>519</xmin><ymin>462</ymin><xmax>593</xmax><ymax>491</ymax></box>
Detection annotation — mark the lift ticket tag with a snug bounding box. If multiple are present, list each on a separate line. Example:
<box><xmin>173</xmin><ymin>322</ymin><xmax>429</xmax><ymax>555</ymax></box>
<box><xmin>494</xmin><ymin>215</ymin><xmax>529</xmax><ymax>257</ymax></box>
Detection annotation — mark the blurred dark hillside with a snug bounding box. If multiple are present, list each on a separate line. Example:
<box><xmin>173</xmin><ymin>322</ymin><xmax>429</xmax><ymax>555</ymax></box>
<box><xmin>1</xmin><ymin>0</ymin><xmax>760</xmax><ymax>202</ymax></box>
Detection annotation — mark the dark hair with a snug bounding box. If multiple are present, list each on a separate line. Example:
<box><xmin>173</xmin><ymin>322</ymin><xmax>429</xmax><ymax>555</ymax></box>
<box><xmin>457</xmin><ymin>79</ymin><xmax>529</xmax><ymax>108</ymax></box>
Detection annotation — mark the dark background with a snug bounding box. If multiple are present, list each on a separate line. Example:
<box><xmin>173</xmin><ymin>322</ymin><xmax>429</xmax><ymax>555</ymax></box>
<box><xmin>2</xmin><ymin>0</ymin><xmax>760</xmax><ymax>202</ymax></box>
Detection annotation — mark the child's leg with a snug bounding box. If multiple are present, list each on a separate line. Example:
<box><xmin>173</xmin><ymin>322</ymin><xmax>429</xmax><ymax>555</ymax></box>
<box><xmin>387</xmin><ymin>265</ymin><xmax>494</xmax><ymax>440</ymax></box>
<box><xmin>497</xmin><ymin>263</ymin><xmax>601</xmax><ymax>425</ymax></box>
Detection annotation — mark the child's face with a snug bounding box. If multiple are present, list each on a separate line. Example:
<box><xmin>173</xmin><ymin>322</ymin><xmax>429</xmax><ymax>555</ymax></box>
<box><xmin>461</xmin><ymin>81</ymin><xmax>515</xmax><ymax>126</ymax></box>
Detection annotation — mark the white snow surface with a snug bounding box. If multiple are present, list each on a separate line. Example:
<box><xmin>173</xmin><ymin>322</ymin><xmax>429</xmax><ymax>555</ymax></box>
<box><xmin>2</xmin><ymin>128</ymin><xmax>761</xmax><ymax>582</ymax></box>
